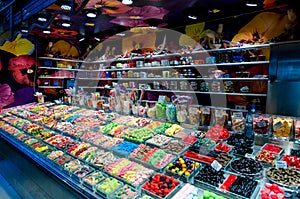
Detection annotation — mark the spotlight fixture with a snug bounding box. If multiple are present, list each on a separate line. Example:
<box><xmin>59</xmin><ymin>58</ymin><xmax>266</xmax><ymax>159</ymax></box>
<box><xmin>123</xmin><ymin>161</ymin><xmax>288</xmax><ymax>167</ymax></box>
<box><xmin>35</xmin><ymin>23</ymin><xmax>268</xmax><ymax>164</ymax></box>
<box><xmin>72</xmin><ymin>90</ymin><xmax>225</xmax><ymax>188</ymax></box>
<box><xmin>61</xmin><ymin>4</ymin><xmax>72</xmax><ymax>10</ymax></box>
<box><xmin>21</xmin><ymin>29</ymin><xmax>29</xmax><ymax>33</ymax></box>
<box><xmin>79</xmin><ymin>38</ymin><xmax>85</xmax><ymax>42</ymax></box>
<box><xmin>122</xmin><ymin>0</ymin><xmax>133</xmax><ymax>5</ymax></box>
<box><xmin>188</xmin><ymin>15</ymin><xmax>197</xmax><ymax>20</ymax></box>
<box><xmin>246</xmin><ymin>1</ymin><xmax>258</xmax><ymax>6</ymax></box>
<box><xmin>43</xmin><ymin>30</ymin><xmax>51</xmax><ymax>34</ymax></box>
<box><xmin>38</xmin><ymin>17</ymin><xmax>47</xmax><ymax>22</ymax></box>
<box><xmin>87</xmin><ymin>12</ymin><xmax>96</xmax><ymax>18</ymax></box>
<box><xmin>94</xmin><ymin>37</ymin><xmax>100</xmax><ymax>41</ymax></box>
<box><xmin>62</xmin><ymin>22</ymin><xmax>71</xmax><ymax>27</ymax></box>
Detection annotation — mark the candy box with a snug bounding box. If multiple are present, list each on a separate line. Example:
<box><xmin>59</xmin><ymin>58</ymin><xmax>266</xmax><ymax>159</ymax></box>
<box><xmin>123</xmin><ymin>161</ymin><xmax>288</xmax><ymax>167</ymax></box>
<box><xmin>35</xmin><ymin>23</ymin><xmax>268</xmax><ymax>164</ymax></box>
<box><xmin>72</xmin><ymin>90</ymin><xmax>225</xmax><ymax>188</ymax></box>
<box><xmin>83</xmin><ymin>171</ymin><xmax>107</xmax><ymax>191</ymax></box>
<box><xmin>111</xmin><ymin>185</ymin><xmax>139</xmax><ymax>199</ymax></box>
<box><xmin>96</xmin><ymin>177</ymin><xmax>123</xmax><ymax>198</ymax></box>
<box><xmin>71</xmin><ymin>164</ymin><xmax>94</xmax><ymax>183</ymax></box>
<box><xmin>261</xmin><ymin>143</ymin><xmax>284</xmax><ymax>155</ymax></box>
<box><xmin>165</xmin><ymin>156</ymin><xmax>201</xmax><ymax>183</ymax></box>
<box><xmin>255</xmin><ymin>150</ymin><xmax>280</xmax><ymax>166</ymax></box>
<box><xmin>141</xmin><ymin>173</ymin><xmax>181</xmax><ymax>199</ymax></box>
<box><xmin>272</xmin><ymin>116</ymin><xmax>292</xmax><ymax>140</ymax></box>
<box><xmin>252</xmin><ymin>114</ymin><xmax>271</xmax><ymax>136</ymax></box>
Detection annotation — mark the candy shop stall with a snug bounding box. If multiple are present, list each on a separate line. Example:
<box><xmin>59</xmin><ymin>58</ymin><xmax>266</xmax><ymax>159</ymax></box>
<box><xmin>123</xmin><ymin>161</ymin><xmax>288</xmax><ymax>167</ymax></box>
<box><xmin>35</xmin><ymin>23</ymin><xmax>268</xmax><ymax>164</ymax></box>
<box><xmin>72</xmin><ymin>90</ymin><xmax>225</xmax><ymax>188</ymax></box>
<box><xmin>1</xmin><ymin>100</ymin><xmax>300</xmax><ymax>199</ymax></box>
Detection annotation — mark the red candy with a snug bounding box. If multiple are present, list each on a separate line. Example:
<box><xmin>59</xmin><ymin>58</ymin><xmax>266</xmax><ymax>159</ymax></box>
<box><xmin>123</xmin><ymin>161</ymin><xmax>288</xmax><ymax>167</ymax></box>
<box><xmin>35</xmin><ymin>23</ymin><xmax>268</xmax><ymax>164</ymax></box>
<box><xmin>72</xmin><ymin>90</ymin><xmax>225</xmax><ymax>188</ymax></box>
<box><xmin>215</xmin><ymin>142</ymin><xmax>232</xmax><ymax>153</ymax></box>
<box><xmin>206</xmin><ymin>125</ymin><xmax>229</xmax><ymax>141</ymax></box>
<box><xmin>260</xmin><ymin>183</ymin><xmax>285</xmax><ymax>199</ymax></box>
<box><xmin>282</xmin><ymin>155</ymin><xmax>300</xmax><ymax>168</ymax></box>
<box><xmin>262</xmin><ymin>144</ymin><xmax>283</xmax><ymax>154</ymax></box>
<box><xmin>142</xmin><ymin>174</ymin><xmax>180</xmax><ymax>198</ymax></box>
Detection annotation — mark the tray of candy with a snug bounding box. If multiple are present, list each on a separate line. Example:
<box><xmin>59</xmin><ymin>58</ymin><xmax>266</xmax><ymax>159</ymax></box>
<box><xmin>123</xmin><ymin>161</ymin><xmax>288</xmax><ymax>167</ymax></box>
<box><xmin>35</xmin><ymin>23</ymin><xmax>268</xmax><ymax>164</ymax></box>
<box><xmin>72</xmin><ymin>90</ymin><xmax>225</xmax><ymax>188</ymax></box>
<box><xmin>225</xmin><ymin>157</ymin><xmax>264</xmax><ymax>180</ymax></box>
<box><xmin>82</xmin><ymin>170</ymin><xmax>108</xmax><ymax>191</ymax></box>
<box><xmin>266</xmin><ymin>165</ymin><xmax>300</xmax><ymax>189</ymax></box>
<box><xmin>254</xmin><ymin>149</ymin><xmax>281</xmax><ymax>167</ymax></box>
<box><xmin>111</xmin><ymin>185</ymin><xmax>139</xmax><ymax>199</ymax></box>
<box><xmin>145</xmin><ymin>134</ymin><xmax>174</xmax><ymax>148</ymax></box>
<box><xmin>260</xmin><ymin>143</ymin><xmax>284</xmax><ymax>156</ymax></box>
<box><xmin>95</xmin><ymin>177</ymin><xmax>124</xmax><ymax>199</ymax></box>
<box><xmin>141</xmin><ymin>173</ymin><xmax>182</xmax><ymax>199</ymax></box>
<box><xmin>160</xmin><ymin>140</ymin><xmax>190</xmax><ymax>157</ymax></box>
<box><xmin>165</xmin><ymin>157</ymin><xmax>202</xmax><ymax>183</ymax></box>
<box><xmin>71</xmin><ymin>164</ymin><xmax>95</xmax><ymax>184</ymax></box>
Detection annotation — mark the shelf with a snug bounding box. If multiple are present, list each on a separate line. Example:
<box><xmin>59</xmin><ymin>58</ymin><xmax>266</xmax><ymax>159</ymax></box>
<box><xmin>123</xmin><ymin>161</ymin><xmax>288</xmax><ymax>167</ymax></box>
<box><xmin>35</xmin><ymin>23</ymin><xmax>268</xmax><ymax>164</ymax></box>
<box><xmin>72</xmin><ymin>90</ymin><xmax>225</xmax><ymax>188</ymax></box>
<box><xmin>124</xmin><ymin>88</ymin><xmax>267</xmax><ymax>96</ymax></box>
<box><xmin>39</xmin><ymin>86</ymin><xmax>63</xmax><ymax>88</ymax></box>
<box><xmin>76</xmin><ymin>77</ymin><xmax>268</xmax><ymax>81</ymax></box>
<box><xmin>38</xmin><ymin>76</ymin><xmax>71</xmax><ymax>79</ymax></box>
<box><xmin>38</xmin><ymin>57</ymin><xmax>84</xmax><ymax>63</ymax></box>
<box><xmin>39</xmin><ymin>61</ymin><xmax>269</xmax><ymax>72</ymax></box>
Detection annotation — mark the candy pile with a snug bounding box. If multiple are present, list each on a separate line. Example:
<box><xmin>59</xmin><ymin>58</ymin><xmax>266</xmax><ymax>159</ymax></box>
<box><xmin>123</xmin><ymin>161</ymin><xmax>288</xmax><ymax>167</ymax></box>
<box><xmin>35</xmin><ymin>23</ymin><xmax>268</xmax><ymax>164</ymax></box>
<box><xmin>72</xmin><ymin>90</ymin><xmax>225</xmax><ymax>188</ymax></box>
<box><xmin>253</xmin><ymin>114</ymin><xmax>270</xmax><ymax>135</ymax></box>
<box><xmin>146</xmin><ymin>134</ymin><xmax>173</xmax><ymax>147</ymax></box>
<box><xmin>272</xmin><ymin>116</ymin><xmax>292</xmax><ymax>138</ymax></box>
<box><xmin>142</xmin><ymin>173</ymin><xmax>180</xmax><ymax>198</ymax></box>
<box><xmin>260</xmin><ymin>183</ymin><xmax>285</xmax><ymax>199</ymax></box>
<box><xmin>161</xmin><ymin>140</ymin><xmax>188</xmax><ymax>155</ymax></box>
<box><xmin>214</xmin><ymin>142</ymin><xmax>232</xmax><ymax>153</ymax></box>
<box><xmin>195</xmin><ymin>164</ymin><xmax>225</xmax><ymax>187</ymax></box>
<box><xmin>130</xmin><ymin>144</ymin><xmax>174</xmax><ymax>168</ymax></box>
<box><xmin>165</xmin><ymin>156</ymin><xmax>200</xmax><ymax>181</ymax></box>
<box><xmin>112</xmin><ymin>185</ymin><xmax>138</xmax><ymax>199</ymax></box>
<box><xmin>96</xmin><ymin>178</ymin><xmax>122</xmax><ymax>195</ymax></box>
<box><xmin>282</xmin><ymin>155</ymin><xmax>300</xmax><ymax>169</ymax></box>
<box><xmin>266</xmin><ymin>166</ymin><xmax>300</xmax><ymax>187</ymax></box>
<box><xmin>105</xmin><ymin>158</ymin><xmax>154</xmax><ymax>186</ymax></box>
<box><xmin>83</xmin><ymin>171</ymin><xmax>106</xmax><ymax>187</ymax></box>
<box><xmin>123</xmin><ymin>128</ymin><xmax>155</xmax><ymax>143</ymax></box>
<box><xmin>256</xmin><ymin>150</ymin><xmax>278</xmax><ymax>164</ymax></box>
<box><xmin>205</xmin><ymin>125</ymin><xmax>229</xmax><ymax>142</ymax></box>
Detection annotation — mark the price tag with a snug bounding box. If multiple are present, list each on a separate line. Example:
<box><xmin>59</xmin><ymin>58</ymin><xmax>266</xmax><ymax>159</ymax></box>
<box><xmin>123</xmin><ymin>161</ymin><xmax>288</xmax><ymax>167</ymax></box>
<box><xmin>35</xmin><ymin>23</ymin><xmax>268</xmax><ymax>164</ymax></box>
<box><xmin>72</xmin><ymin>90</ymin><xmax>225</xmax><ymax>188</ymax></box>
<box><xmin>233</xmin><ymin>112</ymin><xmax>244</xmax><ymax>120</ymax></box>
<box><xmin>274</xmin><ymin>121</ymin><xmax>283</xmax><ymax>129</ymax></box>
<box><xmin>158</xmin><ymin>95</ymin><xmax>166</xmax><ymax>104</ymax></box>
<box><xmin>245</xmin><ymin>153</ymin><xmax>255</xmax><ymax>159</ymax></box>
<box><xmin>275</xmin><ymin>161</ymin><xmax>287</xmax><ymax>169</ymax></box>
<box><xmin>211</xmin><ymin>160</ymin><xmax>222</xmax><ymax>171</ymax></box>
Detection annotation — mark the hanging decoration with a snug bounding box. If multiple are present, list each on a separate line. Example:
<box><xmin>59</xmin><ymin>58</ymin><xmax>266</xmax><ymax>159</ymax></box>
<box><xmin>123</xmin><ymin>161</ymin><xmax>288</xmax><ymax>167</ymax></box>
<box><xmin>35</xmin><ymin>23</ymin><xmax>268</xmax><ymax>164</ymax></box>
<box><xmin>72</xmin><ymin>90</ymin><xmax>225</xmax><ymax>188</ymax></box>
<box><xmin>84</xmin><ymin>0</ymin><xmax>132</xmax><ymax>15</ymax></box>
<box><xmin>0</xmin><ymin>34</ymin><xmax>34</xmax><ymax>56</ymax></box>
<box><xmin>110</xmin><ymin>6</ymin><xmax>169</xmax><ymax>27</ymax></box>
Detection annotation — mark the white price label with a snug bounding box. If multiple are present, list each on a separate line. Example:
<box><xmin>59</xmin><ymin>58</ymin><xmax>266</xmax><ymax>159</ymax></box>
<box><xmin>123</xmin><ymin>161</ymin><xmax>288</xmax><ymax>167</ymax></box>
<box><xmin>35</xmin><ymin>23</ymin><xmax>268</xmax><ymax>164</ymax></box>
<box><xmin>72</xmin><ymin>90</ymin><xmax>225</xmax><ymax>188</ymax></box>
<box><xmin>158</xmin><ymin>95</ymin><xmax>166</xmax><ymax>104</ymax></box>
<box><xmin>211</xmin><ymin>160</ymin><xmax>222</xmax><ymax>172</ymax></box>
<box><xmin>275</xmin><ymin>161</ymin><xmax>287</xmax><ymax>169</ymax></box>
<box><xmin>245</xmin><ymin>153</ymin><xmax>255</xmax><ymax>159</ymax></box>
<box><xmin>233</xmin><ymin>112</ymin><xmax>244</xmax><ymax>120</ymax></box>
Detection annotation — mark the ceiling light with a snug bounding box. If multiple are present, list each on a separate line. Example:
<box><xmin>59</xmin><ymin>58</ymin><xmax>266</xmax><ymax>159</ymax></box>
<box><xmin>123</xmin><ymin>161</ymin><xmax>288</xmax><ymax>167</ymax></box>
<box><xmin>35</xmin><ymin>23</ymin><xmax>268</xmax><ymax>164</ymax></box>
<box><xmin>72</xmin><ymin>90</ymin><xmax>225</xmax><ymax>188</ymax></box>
<box><xmin>188</xmin><ymin>15</ymin><xmax>197</xmax><ymax>20</ymax></box>
<box><xmin>62</xmin><ymin>22</ymin><xmax>71</xmax><ymax>27</ymax></box>
<box><xmin>21</xmin><ymin>29</ymin><xmax>29</xmax><ymax>33</ymax></box>
<box><xmin>149</xmin><ymin>26</ymin><xmax>157</xmax><ymax>29</ymax></box>
<box><xmin>87</xmin><ymin>12</ymin><xmax>97</xmax><ymax>18</ymax></box>
<box><xmin>94</xmin><ymin>37</ymin><xmax>100</xmax><ymax>41</ymax></box>
<box><xmin>246</xmin><ymin>1</ymin><xmax>258</xmax><ymax>6</ymax></box>
<box><xmin>61</xmin><ymin>4</ymin><xmax>72</xmax><ymax>10</ymax></box>
<box><xmin>79</xmin><ymin>38</ymin><xmax>85</xmax><ymax>42</ymax></box>
<box><xmin>43</xmin><ymin>30</ymin><xmax>51</xmax><ymax>34</ymax></box>
<box><xmin>122</xmin><ymin>0</ymin><xmax>133</xmax><ymax>5</ymax></box>
<box><xmin>38</xmin><ymin>17</ymin><xmax>47</xmax><ymax>22</ymax></box>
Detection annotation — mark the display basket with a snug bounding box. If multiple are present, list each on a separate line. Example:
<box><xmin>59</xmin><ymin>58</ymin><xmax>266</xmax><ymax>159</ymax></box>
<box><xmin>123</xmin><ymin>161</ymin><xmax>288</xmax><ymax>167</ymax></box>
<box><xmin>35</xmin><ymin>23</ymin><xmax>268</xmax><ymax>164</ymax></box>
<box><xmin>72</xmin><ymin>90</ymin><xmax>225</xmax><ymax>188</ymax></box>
<box><xmin>82</xmin><ymin>171</ymin><xmax>107</xmax><ymax>191</ymax></box>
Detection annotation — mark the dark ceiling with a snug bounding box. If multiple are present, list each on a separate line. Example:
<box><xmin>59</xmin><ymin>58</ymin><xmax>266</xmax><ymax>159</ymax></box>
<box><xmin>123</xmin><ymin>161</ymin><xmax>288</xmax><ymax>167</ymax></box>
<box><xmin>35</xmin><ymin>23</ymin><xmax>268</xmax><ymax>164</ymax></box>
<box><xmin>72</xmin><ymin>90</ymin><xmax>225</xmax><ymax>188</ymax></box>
<box><xmin>0</xmin><ymin>0</ymin><xmax>292</xmax><ymax>44</ymax></box>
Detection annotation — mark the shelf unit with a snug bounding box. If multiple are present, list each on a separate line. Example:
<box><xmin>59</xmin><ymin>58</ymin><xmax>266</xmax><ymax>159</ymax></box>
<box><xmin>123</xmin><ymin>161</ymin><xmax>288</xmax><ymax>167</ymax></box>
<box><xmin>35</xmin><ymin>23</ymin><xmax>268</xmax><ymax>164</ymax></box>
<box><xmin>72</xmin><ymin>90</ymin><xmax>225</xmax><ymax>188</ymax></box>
<box><xmin>38</xmin><ymin>44</ymin><xmax>270</xmax><ymax>111</ymax></box>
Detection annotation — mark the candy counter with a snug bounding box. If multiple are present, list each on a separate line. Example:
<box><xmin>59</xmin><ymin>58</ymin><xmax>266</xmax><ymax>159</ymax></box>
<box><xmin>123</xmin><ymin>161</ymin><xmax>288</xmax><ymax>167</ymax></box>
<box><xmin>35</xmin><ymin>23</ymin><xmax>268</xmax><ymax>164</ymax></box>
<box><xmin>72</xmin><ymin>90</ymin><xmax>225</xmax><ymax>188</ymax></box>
<box><xmin>1</xmin><ymin>102</ymin><xmax>300</xmax><ymax>199</ymax></box>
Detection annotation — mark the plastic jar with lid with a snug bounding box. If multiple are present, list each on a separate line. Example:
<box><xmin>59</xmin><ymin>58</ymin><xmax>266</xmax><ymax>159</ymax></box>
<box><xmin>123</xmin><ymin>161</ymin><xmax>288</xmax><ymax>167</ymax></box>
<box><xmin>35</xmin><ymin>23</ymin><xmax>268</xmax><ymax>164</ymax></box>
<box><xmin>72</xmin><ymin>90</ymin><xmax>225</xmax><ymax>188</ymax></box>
<box><xmin>176</xmin><ymin>101</ymin><xmax>188</xmax><ymax>123</ymax></box>
<box><xmin>179</xmin><ymin>81</ymin><xmax>188</xmax><ymax>90</ymax></box>
<box><xmin>127</xmin><ymin>71</ymin><xmax>134</xmax><ymax>78</ymax></box>
<box><xmin>166</xmin><ymin>102</ymin><xmax>176</xmax><ymax>122</ymax></box>
<box><xmin>153</xmin><ymin>81</ymin><xmax>160</xmax><ymax>89</ymax></box>
<box><xmin>156</xmin><ymin>102</ymin><xmax>166</xmax><ymax>120</ymax></box>
<box><xmin>147</xmin><ymin>103</ymin><xmax>156</xmax><ymax>118</ymax></box>
<box><xmin>123</xmin><ymin>100</ymin><xmax>131</xmax><ymax>115</ymax></box>
<box><xmin>190</xmin><ymin>81</ymin><xmax>198</xmax><ymax>90</ymax></box>
<box><xmin>189</xmin><ymin>106</ymin><xmax>200</xmax><ymax>125</ymax></box>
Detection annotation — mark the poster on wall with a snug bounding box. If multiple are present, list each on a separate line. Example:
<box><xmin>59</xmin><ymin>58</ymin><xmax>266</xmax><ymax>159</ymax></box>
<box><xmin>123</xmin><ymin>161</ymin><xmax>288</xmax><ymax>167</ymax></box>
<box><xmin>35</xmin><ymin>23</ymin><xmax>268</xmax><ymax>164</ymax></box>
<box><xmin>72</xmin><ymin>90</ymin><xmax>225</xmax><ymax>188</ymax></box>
<box><xmin>0</xmin><ymin>34</ymin><xmax>37</xmax><ymax>109</ymax></box>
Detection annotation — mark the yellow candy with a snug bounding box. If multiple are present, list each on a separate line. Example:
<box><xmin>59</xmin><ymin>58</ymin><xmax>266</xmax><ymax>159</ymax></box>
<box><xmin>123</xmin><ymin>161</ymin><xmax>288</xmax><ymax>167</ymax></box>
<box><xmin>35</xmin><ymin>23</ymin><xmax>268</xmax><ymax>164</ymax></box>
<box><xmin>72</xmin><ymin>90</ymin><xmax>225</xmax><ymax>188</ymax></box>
<box><xmin>185</xmin><ymin>171</ymin><xmax>190</xmax><ymax>176</ymax></box>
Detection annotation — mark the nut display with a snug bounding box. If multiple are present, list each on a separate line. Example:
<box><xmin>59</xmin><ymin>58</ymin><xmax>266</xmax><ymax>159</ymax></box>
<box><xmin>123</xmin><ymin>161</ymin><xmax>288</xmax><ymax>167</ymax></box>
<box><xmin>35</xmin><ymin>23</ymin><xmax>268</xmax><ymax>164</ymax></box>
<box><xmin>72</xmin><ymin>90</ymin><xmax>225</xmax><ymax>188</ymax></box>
<box><xmin>266</xmin><ymin>166</ymin><xmax>300</xmax><ymax>187</ymax></box>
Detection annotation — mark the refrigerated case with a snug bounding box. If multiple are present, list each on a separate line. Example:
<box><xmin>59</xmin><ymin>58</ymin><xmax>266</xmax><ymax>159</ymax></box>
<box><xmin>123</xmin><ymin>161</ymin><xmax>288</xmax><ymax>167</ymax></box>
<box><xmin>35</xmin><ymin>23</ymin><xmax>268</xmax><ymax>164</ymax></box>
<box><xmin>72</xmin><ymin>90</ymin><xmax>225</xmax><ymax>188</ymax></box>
<box><xmin>267</xmin><ymin>41</ymin><xmax>300</xmax><ymax>117</ymax></box>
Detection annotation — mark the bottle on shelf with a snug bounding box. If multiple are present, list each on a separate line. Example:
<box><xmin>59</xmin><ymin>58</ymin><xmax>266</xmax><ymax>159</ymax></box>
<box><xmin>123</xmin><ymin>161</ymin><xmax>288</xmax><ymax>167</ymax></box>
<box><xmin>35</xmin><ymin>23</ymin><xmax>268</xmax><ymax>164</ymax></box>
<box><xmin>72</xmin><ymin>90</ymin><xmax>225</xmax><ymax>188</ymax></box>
<box><xmin>244</xmin><ymin>104</ymin><xmax>256</xmax><ymax>144</ymax></box>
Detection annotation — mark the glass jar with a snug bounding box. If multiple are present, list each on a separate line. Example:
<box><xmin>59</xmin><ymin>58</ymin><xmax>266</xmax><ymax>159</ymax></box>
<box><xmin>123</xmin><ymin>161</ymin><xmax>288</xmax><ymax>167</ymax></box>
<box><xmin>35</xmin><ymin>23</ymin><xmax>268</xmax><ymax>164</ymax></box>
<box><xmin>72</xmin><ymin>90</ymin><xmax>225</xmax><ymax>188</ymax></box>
<box><xmin>132</xmin><ymin>104</ymin><xmax>139</xmax><ymax>116</ymax></box>
<box><xmin>176</xmin><ymin>101</ymin><xmax>188</xmax><ymax>123</ymax></box>
<box><xmin>139</xmin><ymin>105</ymin><xmax>147</xmax><ymax>117</ymax></box>
<box><xmin>214</xmin><ymin>108</ymin><xmax>229</xmax><ymax>126</ymax></box>
<box><xmin>162</xmin><ymin>81</ymin><xmax>169</xmax><ymax>90</ymax></box>
<box><xmin>166</xmin><ymin>102</ymin><xmax>176</xmax><ymax>122</ymax></box>
<box><xmin>123</xmin><ymin>100</ymin><xmax>131</xmax><ymax>115</ymax></box>
<box><xmin>200</xmin><ymin>107</ymin><xmax>211</xmax><ymax>126</ymax></box>
<box><xmin>190</xmin><ymin>81</ymin><xmax>198</xmax><ymax>90</ymax></box>
<box><xmin>170</xmin><ymin>81</ymin><xmax>178</xmax><ymax>90</ymax></box>
<box><xmin>153</xmin><ymin>81</ymin><xmax>160</xmax><ymax>90</ymax></box>
<box><xmin>127</xmin><ymin>71</ymin><xmax>134</xmax><ymax>78</ymax></box>
<box><xmin>189</xmin><ymin>106</ymin><xmax>200</xmax><ymax>125</ymax></box>
<box><xmin>179</xmin><ymin>81</ymin><xmax>188</xmax><ymax>90</ymax></box>
<box><xmin>211</xmin><ymin>81</ymin><xmax>221</xmax><ymax>92</ymax></box>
